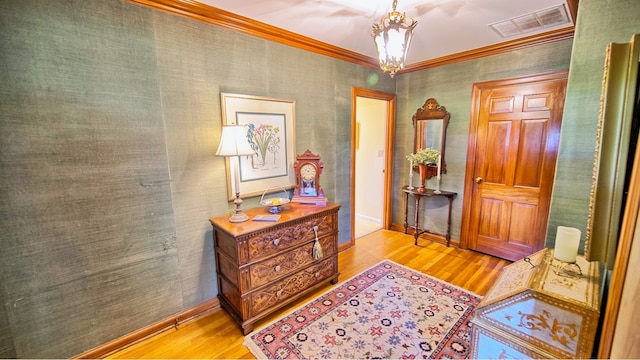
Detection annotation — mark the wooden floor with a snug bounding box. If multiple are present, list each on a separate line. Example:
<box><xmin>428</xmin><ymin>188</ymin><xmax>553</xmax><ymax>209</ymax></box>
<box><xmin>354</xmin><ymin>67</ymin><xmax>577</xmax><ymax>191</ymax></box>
<box><xmin>107</xmin><ymin>230</ymin><xmax>511</xmax><ymax>359</ymax></box>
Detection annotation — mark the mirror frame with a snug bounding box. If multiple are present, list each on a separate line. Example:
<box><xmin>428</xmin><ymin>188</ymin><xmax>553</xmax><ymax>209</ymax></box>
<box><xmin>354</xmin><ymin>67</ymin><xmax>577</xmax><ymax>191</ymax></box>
<box><xmin>412</xmin><ymin>98</ymin><xmax>450</xmax><ymax>176</ymax></box>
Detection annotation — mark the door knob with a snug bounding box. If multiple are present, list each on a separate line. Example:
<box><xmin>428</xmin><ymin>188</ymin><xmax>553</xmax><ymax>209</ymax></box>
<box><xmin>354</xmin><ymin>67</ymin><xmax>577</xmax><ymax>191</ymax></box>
<box><xmin>475</xmin><ymin>177</ymin><xmax>483</xmax><ymax>184</ymax></box>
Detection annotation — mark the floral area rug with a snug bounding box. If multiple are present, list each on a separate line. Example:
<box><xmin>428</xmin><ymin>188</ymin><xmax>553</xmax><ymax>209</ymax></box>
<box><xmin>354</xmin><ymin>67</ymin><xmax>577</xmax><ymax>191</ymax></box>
<box><xmin>243</xmin><ymin>260</ymin><xmax>481</xmax><ymax>359</ymax></box>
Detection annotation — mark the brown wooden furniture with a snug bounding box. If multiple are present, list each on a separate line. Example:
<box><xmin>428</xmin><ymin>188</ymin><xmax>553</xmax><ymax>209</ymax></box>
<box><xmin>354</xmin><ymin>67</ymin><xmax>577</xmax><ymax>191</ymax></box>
<box><xmin>209</xmin><ymin>202</ymin><xmax>340</xmax><ymax>334</ymax></box>
<box><xmin>402</xmin><ymin>185</ymin><xmax>456</xmax><ymax>246</ymax></box>
<box><xmin>470</xmin><ymin>248</ymin><xmax>600</xmax><ymax>359</ymax></box>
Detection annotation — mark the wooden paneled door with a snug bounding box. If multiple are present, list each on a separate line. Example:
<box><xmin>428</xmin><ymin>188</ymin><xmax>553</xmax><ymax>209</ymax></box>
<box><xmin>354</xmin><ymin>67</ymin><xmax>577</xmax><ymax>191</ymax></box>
<box><xmin>461</xmin><ymin>71</ymin><xmax>568</xmax><ymax>261</ymax></box>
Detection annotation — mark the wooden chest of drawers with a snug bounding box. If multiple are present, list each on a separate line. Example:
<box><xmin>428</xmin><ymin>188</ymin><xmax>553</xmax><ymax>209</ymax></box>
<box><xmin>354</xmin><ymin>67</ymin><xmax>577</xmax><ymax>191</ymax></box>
<box><xmin>209</xmin><ymin>202</ymin><xmax>340</xmax><ymax>334</ymax></box>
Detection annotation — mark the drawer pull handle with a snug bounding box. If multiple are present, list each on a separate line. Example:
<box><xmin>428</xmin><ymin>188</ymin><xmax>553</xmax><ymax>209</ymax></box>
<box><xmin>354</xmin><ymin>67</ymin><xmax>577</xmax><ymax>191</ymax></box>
<box><xmin>312</xmin><ymin>226</ymin><xmax>323</xmax><ymax>260</ymax></box>
<box><xmin>315</xmin><ymin>272</ymin><xmax>320</xmax><ymax>278</ymax></box>
<box><xmin>274</xmin><ymin>265</ymin><xmax>281</xmax><ymax>272</ymax></box>
<box><xmin>276</xmin><ymin>290</ymin><xmax>282</xmax><ymax>297</ymax></box>
<box><xmin>273</xmin><ymin>239</ymin><xmax>280</xmax><ymax>246</ymax></box>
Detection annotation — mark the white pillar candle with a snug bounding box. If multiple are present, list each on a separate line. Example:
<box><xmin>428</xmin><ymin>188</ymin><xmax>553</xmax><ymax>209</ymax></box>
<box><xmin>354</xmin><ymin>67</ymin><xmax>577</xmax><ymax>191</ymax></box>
<box><xmin>437</xmin><ymin>154</ymin><xmax>442</xmax><ymax>179</ymax></box>
<box><xmin>554</xmin><ymin>226</ymin><xmax>581</xmax><ymax>263</ymax></box>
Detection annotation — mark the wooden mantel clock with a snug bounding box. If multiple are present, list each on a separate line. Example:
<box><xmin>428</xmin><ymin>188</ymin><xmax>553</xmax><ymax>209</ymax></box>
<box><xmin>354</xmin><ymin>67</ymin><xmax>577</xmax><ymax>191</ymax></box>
<box><xmin>292</xmin><ymin>149</ymin><xmax>327</xmax><ymax>206</ymax></box>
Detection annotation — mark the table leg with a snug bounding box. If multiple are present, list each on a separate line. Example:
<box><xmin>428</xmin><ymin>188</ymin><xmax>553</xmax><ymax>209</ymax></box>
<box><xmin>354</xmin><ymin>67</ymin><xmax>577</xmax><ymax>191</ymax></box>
<box><xmin>445</xmin><ymin>196</ymin><xmax>453</xmax><ymax>247</ymax></box>
<box><xmin>413</xmin><ymin>195</ymin><xmax>421</xmax><ymax>245</ymax></box>
<box><xmin>403</xmin><ymin>192</ymin><xmax>409</xmax><ymax>234</ymax></box>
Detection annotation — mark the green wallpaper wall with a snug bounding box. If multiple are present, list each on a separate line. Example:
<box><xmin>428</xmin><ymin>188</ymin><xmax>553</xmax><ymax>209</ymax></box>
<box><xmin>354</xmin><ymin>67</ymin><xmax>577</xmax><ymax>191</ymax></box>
<box><xmin>549</xmin><ymin>0</ymin><xmax>640</xmax><ymax>250</ymax></box>
<box><xmin>394</xmin><ymin>0</ymin><xmax>640</xmax><ymax>252</ymax></box>
<box><xmin>393</xmin><ymin>41</ymin><xmax>574</xmax><ymax>243</ymax></box>
<box><xmin>0</xmin><ymin>0</ymin><xmax>393</xmax><ymax>358</ymax></box>
<box><xmin>1</xmin><ymin>1</ymin><xmax>182</xmax><ymax>357</ymax></box>
<box><xmin>0</xmin><ymin>0</ymin><xmax>638</xmax><ymax>358</ymax></box>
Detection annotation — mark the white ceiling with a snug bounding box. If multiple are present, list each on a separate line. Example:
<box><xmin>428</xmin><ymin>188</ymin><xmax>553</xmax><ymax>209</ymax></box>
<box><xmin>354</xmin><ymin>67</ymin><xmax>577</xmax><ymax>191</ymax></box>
<box><xmin>196</xmin><ymin>0</ymin><xmax>574</xmax><ymax>66</ymax></box>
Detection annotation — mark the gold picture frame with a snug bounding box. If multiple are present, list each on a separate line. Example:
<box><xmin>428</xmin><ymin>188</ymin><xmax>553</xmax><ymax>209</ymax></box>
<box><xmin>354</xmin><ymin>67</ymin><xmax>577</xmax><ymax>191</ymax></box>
<box><xmin>586</xmin><ymin>34</ymin><xmax>640</xmax><ymax>269</ymax></box>
<box><xmin>220</xmin><ymin>93</ymin><xmax>296</xmax><ymax>201</ymax></box>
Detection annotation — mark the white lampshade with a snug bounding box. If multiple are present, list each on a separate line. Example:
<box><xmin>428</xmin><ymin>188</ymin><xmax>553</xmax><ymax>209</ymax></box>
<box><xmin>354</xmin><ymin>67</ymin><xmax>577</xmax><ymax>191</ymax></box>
<box><xmin>215</xmin><ymin>125</ymin><xmax>254</xmax><ymax>157</ymax></box>
<box><xmin>215</xmin><ymin>125</ymin><xmax>254</xmax><ymax>223</ymax></box>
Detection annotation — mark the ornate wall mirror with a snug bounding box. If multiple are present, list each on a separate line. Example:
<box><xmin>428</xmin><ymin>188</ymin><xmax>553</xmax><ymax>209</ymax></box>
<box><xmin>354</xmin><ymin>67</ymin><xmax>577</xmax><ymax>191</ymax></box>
<box><xmin>412</xmin><ymin>98</ymin><xmax>450</xmax><ymax>178</ymax></box>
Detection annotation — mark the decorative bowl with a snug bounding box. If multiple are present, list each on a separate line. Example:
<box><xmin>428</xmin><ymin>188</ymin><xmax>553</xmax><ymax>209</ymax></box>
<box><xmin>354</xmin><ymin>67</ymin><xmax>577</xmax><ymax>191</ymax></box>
<box><xmin>260</xmin><ymin>187</ymin><xmax>291</xmax><ymax>214</ymax></box>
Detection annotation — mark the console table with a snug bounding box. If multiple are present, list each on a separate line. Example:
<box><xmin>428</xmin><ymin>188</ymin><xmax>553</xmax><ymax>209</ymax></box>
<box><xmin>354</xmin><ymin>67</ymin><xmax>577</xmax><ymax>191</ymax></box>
<box><xmin>402</xmin><ymin>186</ymin><xmax>457</xmax><ymax>246</ymax></box>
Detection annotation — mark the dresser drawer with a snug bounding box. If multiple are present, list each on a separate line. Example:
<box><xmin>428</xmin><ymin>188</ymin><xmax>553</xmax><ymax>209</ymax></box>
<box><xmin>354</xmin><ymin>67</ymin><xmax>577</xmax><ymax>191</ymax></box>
<box><xmin>249</xmin><ymin>235</ymin><xmax>336</xmax><ymax>289</ymax></box>
<box><xmin>245</xmin><ymin>214</ymin><xmax>336</xmax><ymax>263</ymax></box>
<box><xmin>249</xmin><ymin>256</ymin><xmax>337</xmax><ymax>316</ymax></box>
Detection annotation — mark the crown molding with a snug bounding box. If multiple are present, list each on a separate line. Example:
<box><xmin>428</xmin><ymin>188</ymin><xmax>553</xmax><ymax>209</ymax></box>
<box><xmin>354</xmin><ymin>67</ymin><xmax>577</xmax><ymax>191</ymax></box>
<box><xmin>401</xmin><ymin>27</ymin><xmax>575</xmax><ymax>73</ymax></box>
<box><xmin>126</xmin><ymin>0</ymin><xmax>380</xmax><ymax>69</ymax></box>
<box><xmin>126</xmin><ymin>0</ymin><xmax>575</xmax><ymax>75</ymax></box>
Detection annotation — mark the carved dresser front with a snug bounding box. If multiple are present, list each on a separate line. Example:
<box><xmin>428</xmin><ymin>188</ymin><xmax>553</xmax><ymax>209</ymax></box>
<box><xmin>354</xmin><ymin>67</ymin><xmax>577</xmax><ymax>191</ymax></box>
<box><xmin>209</xmin><ymin>202</ymin><xmax>340</xmax><ymax>334</ymax></box>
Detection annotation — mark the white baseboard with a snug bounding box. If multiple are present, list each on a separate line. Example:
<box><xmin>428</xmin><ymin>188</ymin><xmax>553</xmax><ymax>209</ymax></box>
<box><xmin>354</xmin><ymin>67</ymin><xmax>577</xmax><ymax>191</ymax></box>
<box><xmin>355</xmin><ymin>213</ymin><xmax>382</xmax><ymax>224</ymax></box>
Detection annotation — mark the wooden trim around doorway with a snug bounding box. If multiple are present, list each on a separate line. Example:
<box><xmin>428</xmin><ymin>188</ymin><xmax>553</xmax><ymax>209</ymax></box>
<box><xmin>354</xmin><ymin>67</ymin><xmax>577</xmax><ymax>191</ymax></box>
<box><xmin>460</xmin><ymin>70</ymin><xmax>569</xmax><ymax>252</ymax></box>
<box><xmin>350</xmin><ymin>88</ymin><xmax>396</xmax><ymax>247</ymax></box>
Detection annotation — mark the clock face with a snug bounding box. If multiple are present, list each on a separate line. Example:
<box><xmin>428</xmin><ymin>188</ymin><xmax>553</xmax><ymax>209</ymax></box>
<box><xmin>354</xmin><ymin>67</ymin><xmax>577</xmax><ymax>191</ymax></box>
<box><xmin>300</xmin><ymin>163</ymin><xmax>316</xmax><ymax>180</ymax></box>
<box><xmin>299</xmin><ymin>163</ymin><xmax>317</xmax><ymax>197</ymax></box>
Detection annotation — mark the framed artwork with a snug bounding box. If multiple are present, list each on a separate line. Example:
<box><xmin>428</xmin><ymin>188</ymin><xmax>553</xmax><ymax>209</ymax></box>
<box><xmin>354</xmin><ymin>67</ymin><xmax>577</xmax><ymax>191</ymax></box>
<box><xmin>220</xmin><ymin>93</ymin><xmax>296</xmax><ymax>201</ymax></box>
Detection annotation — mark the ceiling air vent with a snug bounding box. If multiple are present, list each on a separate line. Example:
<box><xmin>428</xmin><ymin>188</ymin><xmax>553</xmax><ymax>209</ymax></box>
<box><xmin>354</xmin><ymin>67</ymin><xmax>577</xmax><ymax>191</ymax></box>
<box><xmin>489</xmin><ymin>4</ymin><xmax>570</xmax><ymax>38</ymax></box>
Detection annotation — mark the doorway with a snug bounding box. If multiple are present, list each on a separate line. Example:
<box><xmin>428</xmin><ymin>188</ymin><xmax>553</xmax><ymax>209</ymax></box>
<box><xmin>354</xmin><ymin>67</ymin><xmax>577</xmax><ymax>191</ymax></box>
<box><xmin>461</xmin><ymin>71</ymin><xmax>568</xmax><ymax>261</ymax></box>
<box><xmin>351</xmin><ymin>88</ymin><xmax>396</xmax><ymax>245</ymax></box>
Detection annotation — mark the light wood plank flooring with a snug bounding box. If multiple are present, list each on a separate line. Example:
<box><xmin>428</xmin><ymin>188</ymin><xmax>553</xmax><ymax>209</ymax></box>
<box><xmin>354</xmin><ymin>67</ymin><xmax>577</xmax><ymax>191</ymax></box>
<box><xmin>354</xmin><ymin>215</ymin><xmax>382</xmax><ymax>239</ymax></box>
<box><xmin>107</xmin><ymin>230</ymin><xmax>510</xmax><ymax>359</ymax></box>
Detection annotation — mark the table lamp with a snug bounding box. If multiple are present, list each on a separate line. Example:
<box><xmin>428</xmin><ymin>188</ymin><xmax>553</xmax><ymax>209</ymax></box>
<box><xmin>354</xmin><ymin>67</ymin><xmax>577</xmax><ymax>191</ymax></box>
<box><xmin>216</xmin><ymin>125</ymin><xmax>254</xmax><ymax>222</ymax></box>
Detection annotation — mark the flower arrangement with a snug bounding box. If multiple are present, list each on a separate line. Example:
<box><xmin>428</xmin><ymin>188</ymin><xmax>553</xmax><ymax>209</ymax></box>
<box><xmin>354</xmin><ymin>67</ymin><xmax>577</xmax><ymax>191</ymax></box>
<box><xmin>406</xmin><ymin>147</ymin><xmax>440</xmax><ymax>165</ymax></box>
<box><xmin>245</xmin><ymin>123</ymin><xmax>281</xmax><ymax>167</ymax></box>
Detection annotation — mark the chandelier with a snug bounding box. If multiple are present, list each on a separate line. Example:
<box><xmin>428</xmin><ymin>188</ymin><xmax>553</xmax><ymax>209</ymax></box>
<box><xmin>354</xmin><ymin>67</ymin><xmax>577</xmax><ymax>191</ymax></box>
<box><xmin>371</xmin><ymin>0</ymin><xmax>417</xmax><ymax>77</ymax></box>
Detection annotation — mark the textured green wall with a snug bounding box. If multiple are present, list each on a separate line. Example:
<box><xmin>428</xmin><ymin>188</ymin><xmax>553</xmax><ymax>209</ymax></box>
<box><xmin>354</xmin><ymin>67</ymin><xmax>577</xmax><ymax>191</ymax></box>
<box><xmin>1</xmin><ymin>1</ymin><xmax>181</xmax><ymax>357</ymax></box>
<box><xmin>548</xmin><ymin>0</ymin><xmax>640</xmax><ymax>250</ymax></box>
<box><xmin>1</xmin><ymin>0</ymin><xmax>638</xmax><ymax>358</ymax></box>
<box><xmin>0</xmin><ymin>0</ymin><xmax>393</xmax><ymax>357</ymax></box>
<box><xmin>394</xmin><ymin>0</ymin><xmax>640</xmax><ymax>251</ymax></box>
<box><xmin>393</xmin><ymin>41</ymin><xmax>574</xmax><ymax>243</ymax></box>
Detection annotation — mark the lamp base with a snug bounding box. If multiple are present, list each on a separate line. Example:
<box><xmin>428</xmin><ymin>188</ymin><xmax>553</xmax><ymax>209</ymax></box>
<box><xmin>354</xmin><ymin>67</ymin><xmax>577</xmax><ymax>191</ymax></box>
<box><xmin>229</xmin><ymin>192</ymin><xmax>249</xmax><ymax>223</ymax></box>
<box><xmin>229</xmin><ymin>212</ymin><xmax>249</xmax><ymax>223</ymax></box>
